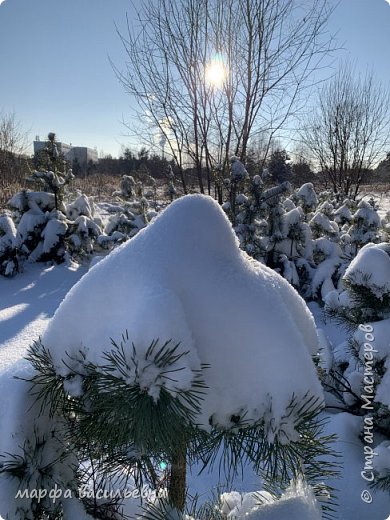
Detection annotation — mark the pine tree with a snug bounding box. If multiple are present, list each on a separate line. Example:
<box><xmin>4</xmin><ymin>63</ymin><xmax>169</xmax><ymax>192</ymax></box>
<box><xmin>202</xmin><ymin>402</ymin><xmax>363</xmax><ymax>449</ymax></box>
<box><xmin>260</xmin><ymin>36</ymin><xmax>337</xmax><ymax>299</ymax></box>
<box><xmin>29</xmin><ymin>132</ymin><xmax>74</xmax><ymax>211</ymax></box>
<box><xmin>0</xmin><ymin>336</ymin><xmax>339</xmax><ymax>519</ymax></box>
<box><xmin>0</xmin><ymin>214</ymin><xmax>17</xmax><ymax>276</ymax></box>
<box><xmin>347</xmin><ymin>200</ymin><xmax>381</xmax><ymax>255</ymax></box>
<box><xmin>267</xmin><ymin>149</ymin><xmax>291</xmax><ymax>184</ymax></box>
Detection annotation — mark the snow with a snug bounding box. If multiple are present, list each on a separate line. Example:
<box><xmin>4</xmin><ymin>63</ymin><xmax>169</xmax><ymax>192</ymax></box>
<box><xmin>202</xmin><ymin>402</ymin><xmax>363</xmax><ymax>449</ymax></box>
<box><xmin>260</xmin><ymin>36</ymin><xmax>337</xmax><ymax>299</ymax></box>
<box><xmin>334</xmin><ymin>204</ymin><xmax>353</xmax><ymax>224</ymax></box>
<box><xmin>296</xmin><ymin>182</ymin><xmax>318</xmax><ymax>209</ymax></box>
<box><xmin>66</xmin><ymin>194</ymin><xmax>94</xmax><ymax>220</ymax></box>
<box><xmin>230</xmin><ymin>156</ymin><xmax>249</xmax><ymax>181</ymax></box>
<box><xmin>324</xmin><ymin>289</ymin><xmax>353</xmax><ymax>312</ymax></box>
<box><xmin>0</xmin><ymin>264</ymin><xmax>87</xmax><ymax>520</ymax></box>
<box><xmin>219</xmin><ymin>481</ymin><xmax>321</xmax><ymax>519</ymax></box>
<box><xmin>353</xmin><ymin>318</ymin><xmax>390</xmax><ymax>408</ymax></box>
<box><xmin>8</xmin><ymin>191</ymin><xmax>57</xmax><ymax>212</ymax></box>
<box><xmin>14</xmin><ymin>209</ymin><xmax>47</xmax><ymax>248</ymax></box>
<box><xmin>313</xmin><ymin>237</ymin><xmax>342</xmax><ymax>259</ymax></box>
<box><xmin>253</xmin><ymin>174</ymin><xmax>264</xmax><ymax>186</ymax></box>
<box><xmin>344</xmin><ymin>242</ymin><xmax>390</xmax><ymax>297</ymax></box>
<box><xmin>281</xmin><ymin>207</ymin><xmax>304</xmax><ymax>234</ymax></box>
<box><xmin>317</xmin><ymin>328</ymin><xmax>333</xmax><ymax>372</ymax></box>
<box><xmin>235</xmin><ymin>193</ymin><xmax>248</xmax><ymax>205</ymax></box>
<box><xmin>353</xmin><ymin>200</ymin><xmax>381</xmax><ymax>227</ymax></box>
<box><xmin>354</xmin><ymin>318</ymin><xmax>390</xmax><ymax>362</ymax></box>
<box><xmin>310</xmin><ymin>212</ymin><xmax>339</xmax><ymax>235</ymax></box>
<box><xmin>0</xmin><ymin>264</ymin><xmax>87</xmax><ymax>371</ymax></box>
<box><xmin>311</xmin><ymin>257</ymin><xmax>342</xmax><ymax>298</ymax></box>
<box><xmin>321</xmin><ymin>411</ymin><xmax>390</xmax><ymax>520</ymax></box>
<box><xmin>0</xmin><ymin>215</ymin><xmax>16</xmax><ymax>251</ymax></box>
<box><xmin>279</xmin><ymin>254</ymin><xmax>300</xmax><ymax>286</ymax></box>
<box><xmin>373</xmin><ymin>441</ymin><xmax>390</xmax><ymax>478</ymax></box>
<box><xmin>42</xmin><ymin>194</ymin><xmax>322</xmax><ymax>434</ymax></box>
<box><xmin>0</xmin><ymin>254</ymin><xmax>389</xmax><ymax>518</ymax></box>
<box><xmin>42</xmin><ymin>217</ymin><xmax>68</xmax><ymax>253</ymax></box>
<box><xmin>282</xmin><ymin>198</ymin><xmax>295</xmax><ymax>211</ymax></box>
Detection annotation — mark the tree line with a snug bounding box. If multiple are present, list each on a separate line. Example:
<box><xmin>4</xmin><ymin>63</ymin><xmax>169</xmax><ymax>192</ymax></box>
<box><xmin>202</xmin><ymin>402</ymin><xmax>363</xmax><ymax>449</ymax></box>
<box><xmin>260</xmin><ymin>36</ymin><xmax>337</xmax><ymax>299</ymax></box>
<box><xmin>2</xmin><ymin>0</ymin><xmax>390</xmax><ymax>201</ymax></box>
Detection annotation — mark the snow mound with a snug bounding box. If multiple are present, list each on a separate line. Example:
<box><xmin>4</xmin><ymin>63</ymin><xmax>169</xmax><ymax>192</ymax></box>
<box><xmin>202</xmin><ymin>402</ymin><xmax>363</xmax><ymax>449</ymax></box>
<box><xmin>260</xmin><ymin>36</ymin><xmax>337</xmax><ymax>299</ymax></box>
<box><xmin>43</xmin><ymin>194</ymin><xmax>322</xmax><ymax>431</ymax></box>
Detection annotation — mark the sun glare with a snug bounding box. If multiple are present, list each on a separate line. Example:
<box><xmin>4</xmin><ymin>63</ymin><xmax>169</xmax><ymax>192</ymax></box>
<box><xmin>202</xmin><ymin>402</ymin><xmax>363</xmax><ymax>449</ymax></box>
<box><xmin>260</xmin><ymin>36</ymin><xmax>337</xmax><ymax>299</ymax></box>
<box><xmin>205</xmin><ymin>55</ymin><xmax>227</xmax><ymax>88</ymax></box>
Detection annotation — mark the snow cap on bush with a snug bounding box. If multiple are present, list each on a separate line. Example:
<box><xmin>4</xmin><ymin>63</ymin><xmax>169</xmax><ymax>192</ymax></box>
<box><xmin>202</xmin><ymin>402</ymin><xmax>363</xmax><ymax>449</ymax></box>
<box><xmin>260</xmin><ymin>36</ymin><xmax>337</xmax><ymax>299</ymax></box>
<box><xmin>43</xmin><ymin>195</ymin><xmax>322</xmax><ymax>432</ymax></box>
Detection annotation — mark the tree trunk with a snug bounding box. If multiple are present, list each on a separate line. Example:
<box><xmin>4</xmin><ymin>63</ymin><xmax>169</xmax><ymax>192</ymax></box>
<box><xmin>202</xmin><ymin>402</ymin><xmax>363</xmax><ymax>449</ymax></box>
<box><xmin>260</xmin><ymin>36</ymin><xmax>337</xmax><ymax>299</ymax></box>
<box><xmin>168</xmin><ymin>438</ymin><xmax>187</xmax><ymax>511</ymax></box>
<box><xmin>179</xmin><ymin>166</ymin><xmax>188</xmax><ymax>195</ymax></box>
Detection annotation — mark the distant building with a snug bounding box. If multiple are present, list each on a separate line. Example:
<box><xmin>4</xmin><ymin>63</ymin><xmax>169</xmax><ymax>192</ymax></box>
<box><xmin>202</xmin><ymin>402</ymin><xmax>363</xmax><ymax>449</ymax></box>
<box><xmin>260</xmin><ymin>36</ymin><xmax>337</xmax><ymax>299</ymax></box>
<box><xmin>33</xmin><ymin>136</ymin><xmax>98</xmax><ymax>175</ymax></box>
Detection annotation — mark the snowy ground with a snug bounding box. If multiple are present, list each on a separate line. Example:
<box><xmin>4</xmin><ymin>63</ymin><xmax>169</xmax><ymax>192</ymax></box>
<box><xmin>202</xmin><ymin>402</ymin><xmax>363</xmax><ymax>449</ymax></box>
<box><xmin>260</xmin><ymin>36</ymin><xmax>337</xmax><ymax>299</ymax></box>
<box><xmin>0</xmin><ymin>262</ymin><xmax>389</xmax><ymax>518</ymax></box>
<box><xmin>0</xmin><ymin>263</ymin><xmax>87</xmax><ymax>371</ymax></box>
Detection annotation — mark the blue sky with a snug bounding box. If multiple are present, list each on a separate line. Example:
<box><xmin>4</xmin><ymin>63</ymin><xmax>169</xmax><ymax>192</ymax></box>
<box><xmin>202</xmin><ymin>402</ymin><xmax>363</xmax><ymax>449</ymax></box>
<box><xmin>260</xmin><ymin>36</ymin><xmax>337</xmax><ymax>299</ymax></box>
<box><xmin>0</xmin><ymin>0</ymin><xmax>390</xmax><ymax>157</ymax></box>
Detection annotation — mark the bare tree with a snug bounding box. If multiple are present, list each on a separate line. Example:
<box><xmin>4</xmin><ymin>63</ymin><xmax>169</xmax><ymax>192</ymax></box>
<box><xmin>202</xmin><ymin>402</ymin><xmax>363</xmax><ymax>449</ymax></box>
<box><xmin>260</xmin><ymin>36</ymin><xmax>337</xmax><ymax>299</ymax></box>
<box><xmin>0</xmin><ymin>111</ymin><xmax>29</xmax><ymax>190</ymax></box>
<box><xmin>114</xmin><ymin>0</ymin><xmax>335</xmax><ymax>195</ymax></box>
<box><xmin>300</xmin><ymin>66</ymin><xmax>390</xmax><ymax>199</ymax></box>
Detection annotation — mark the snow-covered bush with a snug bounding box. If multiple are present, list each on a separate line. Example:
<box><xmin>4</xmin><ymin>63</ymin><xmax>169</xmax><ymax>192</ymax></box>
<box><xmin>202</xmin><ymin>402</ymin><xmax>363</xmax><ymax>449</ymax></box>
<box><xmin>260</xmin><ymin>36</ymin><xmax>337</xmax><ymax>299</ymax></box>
<box><xmin>0</xmin><ymin>195</ymin><xmax>337</xmax><ymax>518</ymax></box>
<box><xmin>295</xmin><ymin>182</ymin><xmax>318</xmax><ymax>214</ymax></box>
<box><xmin>143</xmin><ymin>174</ymin><xmax>157</xmax><ymax>203</ymax></box>
<box><xmin>27</xmin><ymin>169</ymin><xmax>74</xmax><ymax>210</ymax></box>
<box><xmin>323</xmin><ymin>243</ymin><xmax>390</xmax><ymax>468</ymax></box>
<box><xmin>67</xmin><ymin>215</ymin><xmax>101</xmax><ymax>258</ymax></box>
<box><xmin>8</xmin><ymin>190</ymin><xmax>68</xmax><ymax>265</ymax></box>
<box><xmin>165</xmin><ymin>165</ymin><xmax>177</xmax><ymax>202</ymax></box>
<box><xmin>224</xmin><ymin>156</ymin><xmax>249</xmax><ymax>225</ymax></box>
<box><xmin>102</xmin><ymin>199</ymin><xmax>149</xmax><ymax>246</ymax></box>
<box><xmin>0</xmin><ymin>188</ymin><xmax>106</xmax><ymax>273</ymax></box>
<box><xmin>112</xmin><ymin>174</ymin><xmax>138</xmax><ymax>200</ymax></box>
<box><xmin>310</xmin><ymin>239</ymin><xmax>345</xmax><ymax>301</ymax></box>
<box><xmin>309</xmin><ymin>202</ymin><xmax>339</xmax><ymax>240</ymax></box>
<box><xmin>222</xmin><ymin>179</ymin><xmax>350</xmax><ymax>299</ymax></box>
<box><xmin>224</xmin><ymin>175</ymin><xmax>292</xmax><ymax>264</ymax></box>
<box><xmin>333</xmin><ymin>200</ymin><xmax>353</xmax><ymax>226</ymax></box>
<box><xmin>0</xmin><ymin>214</ymin><xmax>17</xmax><ymax>276</ymax></box>
<box><xmin>0</xmin><ymin>175</ymin><xmax>159</xmax><ymax>275</ymax></box>
<box><xmin>30</xmin><ymin>133</ymin><xmax>75</xmax><ymax>211</ymax></box>
<box><xmin>0</xmin><ymin>135</ymin><xmax>86</xmax><ymax>269</ymax></box>
<box><xmin>347</xmin><ymin>200</ymin><xmax>381</xmax><ymax>254</ymax></box>
<box><xmin>326</xmin><ymin>243</ymin><xmax>390</xmax><ymax>324</ymax></box>
<box><xmin>66</xmin><ymin>193</ymin><xmax>94</xmax><ymax>220</ymax></box>
<box><xmin>65</xmin><ymin>194</ymin><xmax>103</xmax><ymax>259</ymax></box>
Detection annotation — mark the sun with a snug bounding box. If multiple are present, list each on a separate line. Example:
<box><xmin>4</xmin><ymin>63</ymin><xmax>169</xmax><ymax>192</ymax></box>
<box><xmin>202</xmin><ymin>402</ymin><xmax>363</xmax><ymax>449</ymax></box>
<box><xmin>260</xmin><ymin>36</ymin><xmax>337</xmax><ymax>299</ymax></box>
<box><xmin>205</xmin><ymin>55</ymin><xmax>227</xmax><ymax>88</ymax></box>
